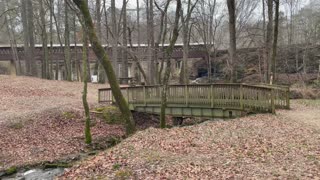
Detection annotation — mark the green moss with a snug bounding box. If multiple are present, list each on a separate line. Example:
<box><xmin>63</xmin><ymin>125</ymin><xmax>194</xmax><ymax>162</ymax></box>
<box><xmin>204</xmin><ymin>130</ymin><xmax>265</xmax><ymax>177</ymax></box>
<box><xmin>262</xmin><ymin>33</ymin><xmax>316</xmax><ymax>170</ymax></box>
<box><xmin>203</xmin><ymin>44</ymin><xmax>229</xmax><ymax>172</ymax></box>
<box><xmin>114</xmin><ymin>169</ymin><xmax>133</xmax><ymax>179</ymax></box>
<box><xmin>44</xmin><ymin>163</ymin><xmax>71</xmax><ymax>169</ymax></box>
<box><xmin>100</xmin><ymin>106</ymin><xmax>123</xmax><ymax>124</ymax></box>
<box><xmin>5</xmin><ymin>167</ymin><xmax>17</xmax><ymax>175</ymax></box>
<box><xmin>8</xmin><ymin>121</ymin><xmax>23</xmax><ymax>129</ymax></box>
<box><xmin>62</xmin><ymin>111</ymin><xmax>76</xmax><ymax>119</ymax></box>
<box><xmin>94</xmin><ymin>107</ymin><xmax>105</xmax><ymax>112</ymax></box>
<box><xmin>112</xmin><ymin>163</ymin><xmax>121</xmax><ymax>170</ymax></box>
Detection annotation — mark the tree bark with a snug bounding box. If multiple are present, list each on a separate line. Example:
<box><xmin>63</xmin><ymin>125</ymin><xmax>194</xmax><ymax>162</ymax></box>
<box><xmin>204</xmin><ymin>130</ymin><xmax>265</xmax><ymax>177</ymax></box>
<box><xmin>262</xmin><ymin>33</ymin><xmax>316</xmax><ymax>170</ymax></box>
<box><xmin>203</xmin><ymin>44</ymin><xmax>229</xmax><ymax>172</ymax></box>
<box><xmin>73</xmin><ymin>0</ymin><xmax>136</xmax><ymax>135</ymax></box>
<box><xmin>27</xmin><ymin>0</ymin><xmax>37</xmax><ymax>77</ymax></box>
<box><xmin>82</xmin><ymin>25</ymin><xmax>92</xmax><ymax>144</ymax></box>
<box><xmin>270</xmin><ymin>0</ymin><xmax>279</xmax><ymax>84</ymax></box>
<box><xmin>111</xmin><ymin>0</ymin><xmax>119</xmax><ymax>79</ymax></box>
<box><xmin>49</xmin><ymin>0</ymin><xmax>54</xmax><ymax>79</ymax></box>
<box><xmin>160</xmin><ymin>0</ymin><xmax>181</xmax><ymax>128</ymax></box>
<box><xmin>265</xmin><ymin>0</ymin><xmax>273</xmax><ymax>83</ymax></box>
<box><xmin>65</xmin><ymin>0</ymin><xmax>72</xmax><ymax>81</ymax></box>
<box><xmin>147</xmin><ymin>0</ymin><xmax>155</xmax><ymax>84</ymax></box>
<box><xmin>227</xmin><ymin>0</ymin><xmax>236</xmax><ymax>82</ymax></box>
<box><xmin>39</xmin><ymin>0</ymin><xmax>49</xmax><ymax>79</ymax></box>
<box><xmin>121</xmin><ymin>0</ymin><xmax>129</xmax><ymax>84</ymax></box>
<box><xmin>180</xmin><ymin>0</ymin><xmax>198</xmax><ymax>84</ymax></box>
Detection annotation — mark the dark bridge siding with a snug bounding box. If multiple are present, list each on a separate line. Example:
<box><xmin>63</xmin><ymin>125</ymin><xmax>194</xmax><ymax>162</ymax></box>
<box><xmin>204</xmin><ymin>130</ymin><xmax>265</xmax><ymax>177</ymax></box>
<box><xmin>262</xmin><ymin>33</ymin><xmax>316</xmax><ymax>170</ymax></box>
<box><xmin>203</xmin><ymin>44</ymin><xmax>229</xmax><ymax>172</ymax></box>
<box><xmin>98</xmin><ymin>84</ymin><xmax>290</xmax><ymax>118</ymax></box>
<box><xmin>0</xmin><ymin>44</ymin><xmax>208</xmax><ymax>62</ymax></box>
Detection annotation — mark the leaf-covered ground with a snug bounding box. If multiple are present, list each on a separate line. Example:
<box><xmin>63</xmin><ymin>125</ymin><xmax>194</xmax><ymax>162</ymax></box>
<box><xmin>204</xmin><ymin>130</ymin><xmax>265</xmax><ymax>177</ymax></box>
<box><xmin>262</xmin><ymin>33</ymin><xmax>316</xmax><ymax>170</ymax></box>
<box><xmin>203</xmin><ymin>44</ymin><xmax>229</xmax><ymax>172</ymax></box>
<box><xmin>1</xmin><ymin>76</ymin><xmax>319</xmax><ymax>179</ymax></box>
<box><xmin>0</xmin><ymin>111</ymin><xmax>125</xmax><ymax>171</ymax></box>
<box><xmin>60</xmin><ymin>102</ymin><xmax>320</xmax><ymax>179</ymax></box>
<box><xmin>0</xmin><ymin>75</ymin><xmax>159</xmax><ymax>172</ymax></box>
<box><xmin>0</xmin><ymin>75</ymin><xmax>107</xmax><ymax>123</ymax></box>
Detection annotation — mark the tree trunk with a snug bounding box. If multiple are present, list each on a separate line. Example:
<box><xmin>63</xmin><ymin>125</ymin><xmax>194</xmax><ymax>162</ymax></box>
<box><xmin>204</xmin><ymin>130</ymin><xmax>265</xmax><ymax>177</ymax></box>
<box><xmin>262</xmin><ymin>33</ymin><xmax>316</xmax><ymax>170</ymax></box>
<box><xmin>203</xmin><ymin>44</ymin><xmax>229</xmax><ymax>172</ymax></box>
<box><xmin>266</xmin><ymin>0</ymin><xmax>273</xmax><ymax>83</ymax></box>
<box><xmin>155</xmin><ymin>0</ymin><xmax>171</xmax><ymax>84</ymax></box>
<box><xmin>3</xmin><ymin>0</ymin><xmax>20</xmax><ymax>76</ymax></box>
<box><xmin>270</xmin><ymin>0</ymin><xmax>279</xmax><ymax>84</ymax></box>
<box><xmin>160</xmin><ymin>0</ymin><xmax>181</xmax><ymax>128</ymax></box>
<box><xmin>21</xmin><ymin>0</ymin><xmax>29</xmax><ymax>75</ymax></box>
<box><xmin>52</xmin><ymin>1</ymin><xmax>64</xmax><ymax>80</ymax></box>
<box><xmin>95</xmin><ymin>0</ymin><xmax>106</xmax><ymax>83</ymax></box>
<box><xmin>49</xmin><ymin>0</ymin><xmax>54</xmax><ymax>79</ymax></box>
<box><xmin>73</xmin><ymin>0</ymin><xmax>136</xmax><ymax>135</ymax></box>
<box><xmin>39</xmin><ymin>0</ymin><xmax>49</xmax><ymax>79</ymax></box>
<box><xmin>121</xmin><ymin>0</ymin><xmax>129</xmax><ymax>84</ymax></box>
<box><xmin>111</xmin><ymin>0</ymin><xmax>119</xmax><ymax>79</ymax></box>
<box><xmin>227</xmin><ymin>0</ymin><xmax>236</xmax><ymax>83</ymax></box>
<box><xmin>147</xmin><ymin>0</ymin><xmax>155</xmax><ymax>84</ymax></box>
<box><xmin>82</xmin><ymin>26</ymin><xmax>92</xmax><ymax>144</ymax></box>
<box><xmin>27</xmin><ymin>0</ymin><xmax>37</xmax><ymax>77</ymax></box>
<box><xmin>134</xmin><ymin>0</ymin><xmax>141</xmax><ymax>83</ymax></box>
<box><xmin>127</xmin><ymin>29</ymin><xmax>148</xmax><ymax>83</ymax></box>
<box><xmin>65</xmin><ymin>0</ymin><xmax>72</xmax><ymax>81</ymax></box>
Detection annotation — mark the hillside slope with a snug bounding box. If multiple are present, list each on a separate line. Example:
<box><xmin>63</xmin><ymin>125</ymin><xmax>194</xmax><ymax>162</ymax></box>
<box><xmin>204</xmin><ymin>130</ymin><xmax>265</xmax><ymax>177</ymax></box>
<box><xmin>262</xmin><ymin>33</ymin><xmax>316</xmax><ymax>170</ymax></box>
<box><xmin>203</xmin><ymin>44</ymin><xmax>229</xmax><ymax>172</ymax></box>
<box><xmin>0</xmin><ymin>75</ymin><xmax>106</xmax><ymax>123</ymax></box>
<box><xmin>61</xmin><ymin>102</ymin><xmax>320</xmax><ymax>179</ymax></box>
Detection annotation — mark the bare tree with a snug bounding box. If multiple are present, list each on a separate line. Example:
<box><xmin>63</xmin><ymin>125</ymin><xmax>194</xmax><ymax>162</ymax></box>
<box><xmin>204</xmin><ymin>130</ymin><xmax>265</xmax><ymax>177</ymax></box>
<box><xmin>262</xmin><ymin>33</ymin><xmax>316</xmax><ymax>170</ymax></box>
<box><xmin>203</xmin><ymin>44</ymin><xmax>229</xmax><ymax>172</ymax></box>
<box><xmin>270</xmin><ymin>0</ymin><xmax>279</xmax><ymax>84</ymax></box>
<box><xmin>265</xmin><ymin>0</ymin><xmax>273</xmax><ymax>83</ymax></box>
<box><xmin>111</xmin><ymin>0</ymin><xmax>119</xmax><ymax>79</ymax></box>
<box><xmin>73</xmin><ymin>0</ymin><xmax>136</xmax><ymax>135</ymax></box>
<box><xmin>147</xmin><ymin>0</ymin><xmax>156</xmax><ymax>84</ymax></box>
<box><xmin>2</xmin><ymin>0</ymin><xmax>21</xmax><ymax>75</ymax></box>
<box><xmin>21</xmin><ymin>0</ymin><xmax>37</xmax><ymax>76</ymax></box>
<box><xmin>39</xmin><ymin>0</ymin><xmax>49</xmax><ymax>79</ymax></box>
<box><xmin>65</xmin><ymin>0</ymin><xmax>72</xmax><ymax>81</ymax></box>
<box><xmin>180</xmin><ymin>0</ymin><xmax>199</xmax><ymax>84</ymax></box>
<box><xmin>121</xmin><ymin>0</ymin><xmax>129</xmax><ymax>84</ymax></box>
<box><xmin>160</xmin><ymin>0</ymin><xmax>182</xmax><ymax>128</ymax></box>
<box><xmin>154</xmin><ymin>0</ymin><xmax>171</xmax><ymax>84</ymax></box>
<box><xmin>194</xmin><ymin>0</ymin><xmax>223</xmax><ymax>82</ymax></box>
<box><xmin>227</xmin><ymin>0</ymin><xmax>236</xmax><ymax>82</ymax></box>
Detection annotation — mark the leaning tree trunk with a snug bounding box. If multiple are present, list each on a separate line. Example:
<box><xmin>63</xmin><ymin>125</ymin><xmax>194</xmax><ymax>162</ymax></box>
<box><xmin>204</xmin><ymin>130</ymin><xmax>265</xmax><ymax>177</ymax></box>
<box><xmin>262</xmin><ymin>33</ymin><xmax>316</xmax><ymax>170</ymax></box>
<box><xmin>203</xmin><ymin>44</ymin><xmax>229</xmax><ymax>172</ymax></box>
<box><xmin>160</xmin><ymin>0</ymin><xmax>181</xmax><ymax>128</ymax></box>
<box><xmin>73</xmin><ymin>0</ymin><xmax>136</xmax><ymax>135</ymax></box>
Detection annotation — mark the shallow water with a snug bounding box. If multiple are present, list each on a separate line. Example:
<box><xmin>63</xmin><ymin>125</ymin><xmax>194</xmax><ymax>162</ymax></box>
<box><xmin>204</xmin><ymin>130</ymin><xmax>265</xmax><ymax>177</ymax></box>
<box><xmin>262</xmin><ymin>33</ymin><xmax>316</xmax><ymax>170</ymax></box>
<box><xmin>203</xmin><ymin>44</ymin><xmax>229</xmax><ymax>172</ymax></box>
<box><xmin>2</xmin><ymin>168</ymin><xmax>64</xmax><ymax>180</ymax></box>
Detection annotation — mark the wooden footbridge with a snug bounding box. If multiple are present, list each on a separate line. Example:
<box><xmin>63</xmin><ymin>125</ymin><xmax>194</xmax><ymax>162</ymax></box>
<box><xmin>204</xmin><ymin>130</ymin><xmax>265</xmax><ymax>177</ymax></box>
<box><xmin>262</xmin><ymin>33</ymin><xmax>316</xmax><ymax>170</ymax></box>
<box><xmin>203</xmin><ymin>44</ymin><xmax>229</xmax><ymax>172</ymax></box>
<box><xmin>98</xmin><ymin>84</ymin><xmax>290</xmax><ymax>118</ymax></box>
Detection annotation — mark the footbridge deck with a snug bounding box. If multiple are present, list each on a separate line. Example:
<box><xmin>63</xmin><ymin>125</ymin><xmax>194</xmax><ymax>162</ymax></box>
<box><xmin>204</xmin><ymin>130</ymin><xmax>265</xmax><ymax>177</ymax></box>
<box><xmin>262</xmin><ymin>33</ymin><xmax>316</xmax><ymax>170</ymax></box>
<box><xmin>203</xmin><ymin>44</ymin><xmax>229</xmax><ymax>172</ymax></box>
<box><xmin>98</xmin><ymin>84</ymin><xmax>290</xmax><ymax>118</ymax></box>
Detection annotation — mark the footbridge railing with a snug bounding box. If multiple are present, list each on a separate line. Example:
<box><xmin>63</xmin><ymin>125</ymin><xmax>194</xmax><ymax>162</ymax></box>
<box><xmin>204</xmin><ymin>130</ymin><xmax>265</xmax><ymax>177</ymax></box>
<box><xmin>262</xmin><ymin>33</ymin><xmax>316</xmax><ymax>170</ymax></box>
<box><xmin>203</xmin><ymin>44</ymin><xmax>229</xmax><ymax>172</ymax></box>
<box><xmin>98</xmin><ymin>84</ymin><xmax>290</xmax><ymax>117</ymax></box>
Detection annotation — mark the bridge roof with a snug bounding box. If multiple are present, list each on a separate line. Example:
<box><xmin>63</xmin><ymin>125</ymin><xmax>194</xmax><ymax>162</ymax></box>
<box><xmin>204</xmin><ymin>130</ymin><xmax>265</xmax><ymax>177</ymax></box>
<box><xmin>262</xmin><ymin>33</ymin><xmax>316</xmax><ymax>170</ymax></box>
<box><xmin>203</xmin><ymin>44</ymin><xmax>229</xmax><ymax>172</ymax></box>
<box><xmin>0</xmin><ymin>42</ymin><xmax>207</xmax><ymax>48</ymax></box>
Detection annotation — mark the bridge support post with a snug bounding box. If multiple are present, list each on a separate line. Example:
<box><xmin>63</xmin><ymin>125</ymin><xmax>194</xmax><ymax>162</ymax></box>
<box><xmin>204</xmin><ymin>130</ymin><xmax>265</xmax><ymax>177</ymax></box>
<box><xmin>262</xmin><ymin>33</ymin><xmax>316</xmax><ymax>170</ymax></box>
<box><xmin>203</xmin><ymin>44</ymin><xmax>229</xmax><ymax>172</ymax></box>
<box><xmin>286</xmin><ymin>86</ymin><xmax>290</xmax><ymax>109</ymax></box>
<box><xmin>143</xmin><ymin>86</ymin><xmax>146</xmax><ymax>106</ymax></box>
<box><xmin>240</xmin><ymin>84</ymin><xmax>243</xmax><ymax>110</ymax></box>
<box><xmin>211</xmin><ymin>85</ymin><xmax>214</xmax><ymax>108</ymax></box>
<box><xmin>271</xmin><ymin>89</ymin><xmax>275</xmax><ymax>114</ymax></box>
<box><xmin>185</xmin><ymin>85</ymin><xmax>189</xmax><ymax>106</ymax></box>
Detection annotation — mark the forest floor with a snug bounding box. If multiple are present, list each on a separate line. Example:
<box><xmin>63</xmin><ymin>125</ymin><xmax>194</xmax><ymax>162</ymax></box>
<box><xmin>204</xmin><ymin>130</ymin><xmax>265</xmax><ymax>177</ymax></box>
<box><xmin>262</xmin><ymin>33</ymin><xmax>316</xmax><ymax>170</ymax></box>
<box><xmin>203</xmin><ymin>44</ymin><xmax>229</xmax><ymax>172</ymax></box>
<box><xmin>0</xmin><ymin>75</ymin><xmax>319</xmax><ymax>179</ymax></box>
<box><xmin>0</xmin><ymin>75</ymin><xmax>125</xmax><ymax>172</ymax></box>
<box><xmin>60</xmin><ymin>102</ymin><xmax>320</xmax><ymax>179</ymax></box>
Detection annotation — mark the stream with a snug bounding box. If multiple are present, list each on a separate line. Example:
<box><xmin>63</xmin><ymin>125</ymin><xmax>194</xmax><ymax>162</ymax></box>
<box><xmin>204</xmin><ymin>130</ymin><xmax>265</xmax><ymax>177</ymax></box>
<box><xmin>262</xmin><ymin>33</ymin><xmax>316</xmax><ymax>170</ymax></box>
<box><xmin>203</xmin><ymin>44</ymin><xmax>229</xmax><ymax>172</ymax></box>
<box><xmin>2</xmin><ymin>168</ymin><xmax>65</xmax><ymax>180</ymax></box>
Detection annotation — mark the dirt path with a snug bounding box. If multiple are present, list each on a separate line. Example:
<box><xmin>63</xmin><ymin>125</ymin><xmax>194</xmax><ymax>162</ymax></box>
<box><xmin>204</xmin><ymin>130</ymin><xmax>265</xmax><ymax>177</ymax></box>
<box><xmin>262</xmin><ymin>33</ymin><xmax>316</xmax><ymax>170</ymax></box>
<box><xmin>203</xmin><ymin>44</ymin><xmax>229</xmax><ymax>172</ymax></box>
<box><xmin>278</xmin><ymin>100</ymin><xmax>320</xmax><ymax>130</ymax></box>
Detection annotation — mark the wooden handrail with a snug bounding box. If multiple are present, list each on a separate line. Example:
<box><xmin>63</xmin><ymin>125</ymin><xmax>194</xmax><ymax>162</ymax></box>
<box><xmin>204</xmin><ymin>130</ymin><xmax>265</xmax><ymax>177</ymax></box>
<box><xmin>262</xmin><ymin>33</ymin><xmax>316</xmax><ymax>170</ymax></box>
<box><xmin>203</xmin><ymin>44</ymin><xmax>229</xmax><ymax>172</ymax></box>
<box><xmin>98</xmin><ymin>83</ymin><xmax>290</xmax><ymax>114</ymax></box>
